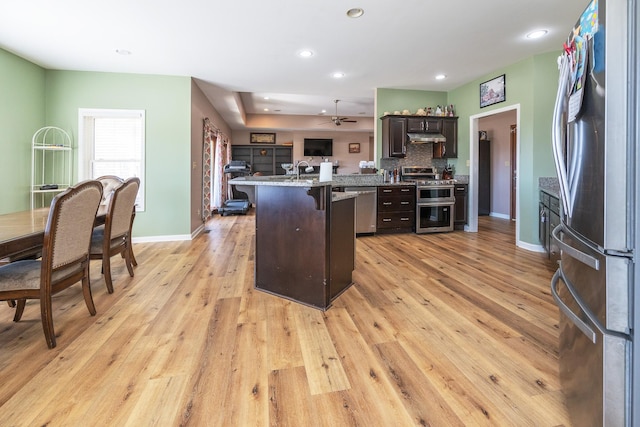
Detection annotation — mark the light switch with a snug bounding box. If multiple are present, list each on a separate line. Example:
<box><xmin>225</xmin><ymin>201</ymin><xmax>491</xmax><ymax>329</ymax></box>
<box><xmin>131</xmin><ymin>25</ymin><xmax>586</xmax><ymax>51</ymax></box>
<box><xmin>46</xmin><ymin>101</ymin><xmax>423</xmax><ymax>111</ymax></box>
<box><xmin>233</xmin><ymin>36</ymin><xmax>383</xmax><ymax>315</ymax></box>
<box><xmin>466</xmin><ymin>159</ymin><xmax>470</xmax><ymax>167</ymax></box>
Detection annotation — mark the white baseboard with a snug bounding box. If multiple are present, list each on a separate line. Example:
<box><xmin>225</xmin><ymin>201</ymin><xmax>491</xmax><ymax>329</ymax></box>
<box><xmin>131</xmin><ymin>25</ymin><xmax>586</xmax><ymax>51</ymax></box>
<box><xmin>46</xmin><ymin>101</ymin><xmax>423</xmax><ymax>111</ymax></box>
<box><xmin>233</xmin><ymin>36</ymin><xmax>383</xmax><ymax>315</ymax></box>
<box><xmin>517</xmin><ymin>240</ymin><xmax>546</xmax><ymax>253</ymax></box>
<box><xmin>132</xmin><ymin>234</ymin><xmax>193</xmax><ymax>244</ymax></box>
<box><xmin>490</xmin><ymin>212</ymin><xmax>510</xmax><ymax>220</ymax></box>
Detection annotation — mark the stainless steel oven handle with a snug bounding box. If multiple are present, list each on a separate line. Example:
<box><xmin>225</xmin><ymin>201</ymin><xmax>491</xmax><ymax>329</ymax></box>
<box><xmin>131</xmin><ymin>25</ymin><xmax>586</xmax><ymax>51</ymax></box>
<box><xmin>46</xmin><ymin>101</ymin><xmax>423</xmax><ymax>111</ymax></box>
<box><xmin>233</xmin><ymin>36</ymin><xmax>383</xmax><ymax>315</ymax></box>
<box><xmin>551</xmin><ymin>224</ymin><xmax>599</xmax><ymax>270</ymax></box>
<box><xmin>551</xmin><ymin>269</ymin><xmax>596</xmax><ymax>343</ymax></box>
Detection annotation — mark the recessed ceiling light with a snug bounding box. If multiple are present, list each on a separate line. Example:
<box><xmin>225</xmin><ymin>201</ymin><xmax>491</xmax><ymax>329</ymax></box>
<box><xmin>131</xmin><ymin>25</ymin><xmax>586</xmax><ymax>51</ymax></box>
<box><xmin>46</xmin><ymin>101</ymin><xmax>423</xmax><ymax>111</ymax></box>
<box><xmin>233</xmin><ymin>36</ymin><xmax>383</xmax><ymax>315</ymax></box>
<box><xmin>526</xmin><ymin>30</ymin><xmax>548</xmax><ymax>39</ymax></box>
<box><xmin>346</xmin><ymin>8</ymin><xmax>364</xmax><ymax>18</ymax></box>
<box><xmin>263</xmin><ymin>96</ymin><xmax>270</xmax><ymax>100</ymax></box>
<box><xmin>435</xmin><ymin>74</ymin><xmax>446</xmax><ymax>80</ymax></box>
<box><xmin>321</xmin><ymin>109</ymin><xmax>327</xmax><ymax>114</ymax></box>
<box><xmin>115</xmin><ymin>49</ymin><xmax>131</xmax><ymax>55</ymax></box>
<box><xmin>298</xmin><ymin>50</ymin><xmax>314</xmax><ymax>58</ymax></box>
<box><xmin>263</xmin><ymin>108</ymin><xmax>269</xmax><ymax>112</ymax></box>
<box><xmin>332</xmin><ymin>72</ymin><xmax>345</xmax><ymax>79</ymax></box>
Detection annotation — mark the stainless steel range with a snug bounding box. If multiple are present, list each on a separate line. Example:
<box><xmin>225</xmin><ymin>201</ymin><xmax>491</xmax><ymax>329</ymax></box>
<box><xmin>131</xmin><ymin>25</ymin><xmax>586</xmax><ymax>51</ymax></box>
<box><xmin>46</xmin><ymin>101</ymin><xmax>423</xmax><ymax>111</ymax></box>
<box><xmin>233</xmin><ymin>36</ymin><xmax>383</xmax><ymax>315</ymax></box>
<box><xmin>402</xmin><ymin>166</ymin><xmax>455</xmax><ymax>233</ymax></box>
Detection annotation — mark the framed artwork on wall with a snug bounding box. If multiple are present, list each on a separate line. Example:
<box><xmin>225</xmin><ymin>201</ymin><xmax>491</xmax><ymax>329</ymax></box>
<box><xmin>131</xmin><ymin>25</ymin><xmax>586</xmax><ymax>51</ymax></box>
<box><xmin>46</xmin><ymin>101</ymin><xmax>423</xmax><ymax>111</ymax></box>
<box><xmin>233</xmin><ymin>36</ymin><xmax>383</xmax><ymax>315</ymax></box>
<box><xmin>480</xmin><ymin>74</ymin><xmax>506</xmax><ymax>108</ymax></box>
<box><xmin>348</xmin><ymin>143</ymin><xmax>360</xmax><ymax>153</ymax></box>
<box><xmin>250</xmin><ymin>132</ymin><xmax>276</xmax><ymax>144</ymax></box>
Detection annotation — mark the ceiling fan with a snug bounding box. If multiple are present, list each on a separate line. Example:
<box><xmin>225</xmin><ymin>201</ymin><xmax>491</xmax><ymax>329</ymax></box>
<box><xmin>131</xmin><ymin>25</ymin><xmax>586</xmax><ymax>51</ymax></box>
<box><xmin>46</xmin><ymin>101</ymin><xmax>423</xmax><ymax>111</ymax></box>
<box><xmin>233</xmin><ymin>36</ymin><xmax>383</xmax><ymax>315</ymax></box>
<box><xmin>319</xmin><ymin>99</ymin><xmax>357</xmax><ymax>126</ymax></box>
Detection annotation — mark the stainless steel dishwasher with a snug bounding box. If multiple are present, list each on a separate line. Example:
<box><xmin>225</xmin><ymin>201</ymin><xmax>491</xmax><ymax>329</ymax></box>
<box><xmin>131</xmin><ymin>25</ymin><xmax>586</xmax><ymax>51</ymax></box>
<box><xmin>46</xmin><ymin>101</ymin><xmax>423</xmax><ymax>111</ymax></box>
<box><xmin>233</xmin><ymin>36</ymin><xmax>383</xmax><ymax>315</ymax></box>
<box><xmin>344</xmin><ymin>187</ymin><xmax>377</xmax><ymax>234</ymax></box>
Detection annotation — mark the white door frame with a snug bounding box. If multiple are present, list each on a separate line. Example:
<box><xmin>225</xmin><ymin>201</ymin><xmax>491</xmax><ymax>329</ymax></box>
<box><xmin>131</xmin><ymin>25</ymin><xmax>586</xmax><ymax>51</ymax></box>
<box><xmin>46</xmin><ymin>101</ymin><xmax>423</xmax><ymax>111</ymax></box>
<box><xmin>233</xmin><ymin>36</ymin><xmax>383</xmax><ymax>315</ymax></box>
<box><xmin>467</xmin><ymin>104</ymin><xmax>521</xmax><ymax>243</ymax></box>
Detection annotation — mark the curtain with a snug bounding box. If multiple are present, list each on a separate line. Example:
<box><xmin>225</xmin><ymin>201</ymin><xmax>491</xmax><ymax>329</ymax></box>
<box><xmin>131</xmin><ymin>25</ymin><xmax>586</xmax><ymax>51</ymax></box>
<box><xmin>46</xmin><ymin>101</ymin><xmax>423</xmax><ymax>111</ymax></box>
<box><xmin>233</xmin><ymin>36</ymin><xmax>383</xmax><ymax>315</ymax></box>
<box><xmin>212</xmin><ymin>132</ymin><xmax>231</xmax><ymax>209</ymax></box>
<box><xmin>202</xmin><ymin>119</ymin><xmax>214</xmax><ymax>221</ymax></box>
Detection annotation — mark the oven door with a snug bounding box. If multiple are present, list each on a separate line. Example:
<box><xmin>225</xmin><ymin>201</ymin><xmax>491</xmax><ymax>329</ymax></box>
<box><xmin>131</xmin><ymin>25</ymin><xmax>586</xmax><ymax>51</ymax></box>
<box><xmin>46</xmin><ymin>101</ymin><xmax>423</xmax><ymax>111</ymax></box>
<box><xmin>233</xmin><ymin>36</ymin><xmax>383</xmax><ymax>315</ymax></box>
<box><xmin>416</xmin><ymin>202</ymin><xmax>454</xmax><ymax>233</ymax></box>
<box><xmin>417</xmin><ymin>186</ymin><xmax>453</xmax><ymax>203</ymax></box>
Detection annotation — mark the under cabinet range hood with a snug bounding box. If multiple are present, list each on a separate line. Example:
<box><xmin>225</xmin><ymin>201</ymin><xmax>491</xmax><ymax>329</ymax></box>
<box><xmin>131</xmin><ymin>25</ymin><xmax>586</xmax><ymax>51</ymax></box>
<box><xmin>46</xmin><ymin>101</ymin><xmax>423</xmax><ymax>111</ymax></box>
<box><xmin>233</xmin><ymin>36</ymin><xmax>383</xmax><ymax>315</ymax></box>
<box><xmin>407</xmin><ymin>133</ymin><xmax>446</xmax><ymax>143</ymax></box>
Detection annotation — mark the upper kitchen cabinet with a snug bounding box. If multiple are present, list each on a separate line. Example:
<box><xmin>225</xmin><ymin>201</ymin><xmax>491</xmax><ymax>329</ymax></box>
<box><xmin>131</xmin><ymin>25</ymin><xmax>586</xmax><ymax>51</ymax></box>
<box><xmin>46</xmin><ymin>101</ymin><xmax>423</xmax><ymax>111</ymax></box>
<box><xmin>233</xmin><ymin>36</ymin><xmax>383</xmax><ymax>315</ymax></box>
<box><xmin>406</xmin><ymin>117</ymin><xmax>442</xmax><ymax>133</ymax></box>
<box><xmin>381</xmin><ymin>116</ymin><xmax>407</xmax><ymax>158</ymax></box>
<box><xmin>433</xmin><ymin>117</ymin><xmax>458</xmax><ymax>159</ymax></box>
<box><xmin>383</xmin><ymin>115</ymin><xmax>457</xmax><ymax>159</ymax></box>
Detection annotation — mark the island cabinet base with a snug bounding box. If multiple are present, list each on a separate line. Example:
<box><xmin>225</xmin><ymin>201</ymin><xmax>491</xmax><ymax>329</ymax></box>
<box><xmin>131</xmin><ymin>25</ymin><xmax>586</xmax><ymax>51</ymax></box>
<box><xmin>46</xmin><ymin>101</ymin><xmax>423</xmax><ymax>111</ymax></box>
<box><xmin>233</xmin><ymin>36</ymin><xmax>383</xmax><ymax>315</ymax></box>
<box><xmin>254</xmin><ymin>185</ymin><xmax>355</xmax><ymax>310</ymax></box>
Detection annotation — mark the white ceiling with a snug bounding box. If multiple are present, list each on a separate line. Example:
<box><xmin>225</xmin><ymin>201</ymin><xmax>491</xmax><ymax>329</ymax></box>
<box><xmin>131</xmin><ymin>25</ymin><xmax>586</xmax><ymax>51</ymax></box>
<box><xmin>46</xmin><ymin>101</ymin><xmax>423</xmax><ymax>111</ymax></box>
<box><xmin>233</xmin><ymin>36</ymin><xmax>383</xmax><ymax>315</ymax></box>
<box><xmin>0</xmin><ymin>0</ymin><xmax>587</xmax><ymax>131</ymax></box>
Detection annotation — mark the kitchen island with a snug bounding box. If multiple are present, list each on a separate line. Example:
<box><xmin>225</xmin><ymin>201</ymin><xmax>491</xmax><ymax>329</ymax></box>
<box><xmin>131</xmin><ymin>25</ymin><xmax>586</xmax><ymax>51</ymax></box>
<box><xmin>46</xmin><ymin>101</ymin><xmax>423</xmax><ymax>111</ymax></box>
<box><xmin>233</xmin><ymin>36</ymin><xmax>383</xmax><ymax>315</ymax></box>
<box><xmin>229</xmin><ymin>176</ymin><xmax>356</xmax><ymax>310</ymax></box>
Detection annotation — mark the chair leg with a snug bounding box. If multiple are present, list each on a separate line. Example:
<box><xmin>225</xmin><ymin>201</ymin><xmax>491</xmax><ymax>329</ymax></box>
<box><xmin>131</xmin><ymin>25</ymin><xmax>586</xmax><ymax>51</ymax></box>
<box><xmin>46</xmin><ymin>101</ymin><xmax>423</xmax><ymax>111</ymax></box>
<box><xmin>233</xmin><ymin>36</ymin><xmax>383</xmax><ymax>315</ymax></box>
<box><xmin>7</xmin><ymin>300</ymin><xmax>16</xmax><ymax>308</ymax></box>
<box><xmin>129</xmin><ymin>237</ymin><xmax>138</xmax><ymax>267</ymax></box>
<box><xmin>103</xmin><ymin>255</ymin><xmax>114</xmax><ymax>294</ymax></box>
<box><xmin>82</xmin><ymin>271</ymin><xmax>97</xmax><ymax>316</ymax></box>
<box><xmin>124</xmin><ymin>245</ymin><xmax>134</xmax><ymax>278</ymax></box>
<box><xmin>40</xmin><ymin>295</ymin><xmax>56</xmax><ymax>349</ymax></box>
<box><xmin>13</xmin><ymin>299</ymin><xmax>26</xmax><ymax>322</ymax></box>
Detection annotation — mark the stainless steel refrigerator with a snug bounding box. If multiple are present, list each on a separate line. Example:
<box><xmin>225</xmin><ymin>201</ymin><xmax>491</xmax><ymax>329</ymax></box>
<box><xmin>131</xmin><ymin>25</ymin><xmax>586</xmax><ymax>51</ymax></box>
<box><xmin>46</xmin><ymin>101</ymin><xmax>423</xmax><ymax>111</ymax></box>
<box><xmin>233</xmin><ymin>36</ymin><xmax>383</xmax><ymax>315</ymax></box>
<box><xmin>550</xmin><ymin>0</ymin><xmax>638</xmax><ymax>425</ymax></box>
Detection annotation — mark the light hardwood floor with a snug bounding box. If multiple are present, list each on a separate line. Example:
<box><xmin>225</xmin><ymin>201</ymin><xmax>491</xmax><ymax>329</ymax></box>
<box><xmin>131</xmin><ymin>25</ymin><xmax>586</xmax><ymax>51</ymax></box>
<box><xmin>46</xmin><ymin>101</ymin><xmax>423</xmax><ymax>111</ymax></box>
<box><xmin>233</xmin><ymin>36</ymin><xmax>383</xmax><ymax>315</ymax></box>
<box><xmin>0</xmin><ymin>213</ymin><xmax>571</xmax><ymax>426</ymax></box>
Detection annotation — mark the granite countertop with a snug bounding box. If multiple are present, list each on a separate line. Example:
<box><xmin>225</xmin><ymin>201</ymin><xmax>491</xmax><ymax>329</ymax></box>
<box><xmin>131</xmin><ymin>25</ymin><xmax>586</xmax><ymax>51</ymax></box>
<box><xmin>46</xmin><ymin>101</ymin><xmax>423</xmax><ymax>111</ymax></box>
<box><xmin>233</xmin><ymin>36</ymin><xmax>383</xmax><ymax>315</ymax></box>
<box><xmin>539</xmin><ymin>177</ymin><xmax>560</xmax><ymax>198</ymax></box>
<box><xmin>331</xmin><ymin>192</ymin><xmax>357</xmax><ymax>202</ymax></box>
<box><xmin>230</xmin><ymin>174</ymin><xmax>414</xmax><ymax>188</ymax></box>
<box><xmin>230</xmin><ymin>176</ymin><xmax>331</xmax><ymax>187</ymax></box>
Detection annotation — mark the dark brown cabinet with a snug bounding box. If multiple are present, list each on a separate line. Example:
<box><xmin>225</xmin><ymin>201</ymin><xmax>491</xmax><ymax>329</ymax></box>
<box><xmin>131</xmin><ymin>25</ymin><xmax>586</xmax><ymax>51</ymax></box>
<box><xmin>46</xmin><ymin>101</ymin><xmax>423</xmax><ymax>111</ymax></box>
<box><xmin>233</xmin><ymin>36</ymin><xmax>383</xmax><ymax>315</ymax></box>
<box><xmin>255</xmin><ymin>185</ymin><xmax>355</xmax><ymax>310</ymax></box>
<box><xmin>381</xmin><ymin>116</ymin><xmax>407</xmax><ymax>158</ymax></box>
<box><xmin>376</xmin><ymin>185</ymin><xmax>415</xmax><ymax>232</ymax></box>
<box><xmin>432</xmin><ymin>117</ymin><xmax>458</xmax><ymax>159</ymax></box>
<box><xmin>539</xmin><ymin>189</ymin><xmax>561</xmax><ymax>263</ymax></box>
<box><xmin>231</xmin><ymin>145</ymin><xmax>292</xmax><ymax>175</ymax></box>
<box><xmin>454</xmin><ymin>184</ymin><xmax>468</xmax><ymax>230</ymax></box>
<box><xmin>406</xmin><ymin>117</ymin><xmax>442</xmax><ymax>133</ymax></box>
<box><xmin>382</xmin><ymin>115</ymin><xmax>457</xmax><ymax>159</ymax></box>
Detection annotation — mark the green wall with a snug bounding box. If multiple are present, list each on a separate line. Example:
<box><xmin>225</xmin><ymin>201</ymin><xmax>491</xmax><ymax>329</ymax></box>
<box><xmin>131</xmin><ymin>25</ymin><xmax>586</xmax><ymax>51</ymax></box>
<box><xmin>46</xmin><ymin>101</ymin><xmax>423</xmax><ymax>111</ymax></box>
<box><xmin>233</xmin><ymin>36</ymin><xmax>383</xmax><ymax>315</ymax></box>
<box><xmin>448</xmin><ymin>53</ymin><xmax>559</xmax><ymax>245</ymax></box>
<box><xmin>0</xmin><ymin>49</ymin><xmax>46</xmax><ymax>214</ymax></box>
<box><xmin>44</xmin><ymin>71</ymin><xmax>192</xmax><ymax>237</ymax></box>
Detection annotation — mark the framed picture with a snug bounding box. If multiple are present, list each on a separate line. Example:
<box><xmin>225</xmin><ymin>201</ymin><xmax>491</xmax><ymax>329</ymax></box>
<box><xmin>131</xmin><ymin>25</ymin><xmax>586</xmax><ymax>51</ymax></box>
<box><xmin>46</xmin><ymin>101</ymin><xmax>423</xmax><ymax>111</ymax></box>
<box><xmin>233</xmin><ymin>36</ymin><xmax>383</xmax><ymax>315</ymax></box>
<box><xmin>348</xmin><ymin>143</ymin><xmax>360</xmax><ymax>153</ymax></box>
<box><xmin>250</xmin><ymin>132</ymin><xmax>276</xmax><ymax>144</ymax></box>
<box><xmin>480</xmin><ymin>74</ymin><xmax>506</xmax><ymax>108</ymax></box>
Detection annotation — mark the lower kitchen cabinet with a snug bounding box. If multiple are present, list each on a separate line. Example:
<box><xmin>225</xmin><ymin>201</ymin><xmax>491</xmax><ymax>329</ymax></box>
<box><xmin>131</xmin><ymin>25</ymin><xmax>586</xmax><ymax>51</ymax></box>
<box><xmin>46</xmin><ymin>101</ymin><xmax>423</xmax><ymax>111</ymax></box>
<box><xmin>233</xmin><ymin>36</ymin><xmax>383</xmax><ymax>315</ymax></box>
<box><xmin>377</xmin><ymin>185</ymin><xmax>415</xmax><ymax>233</ymax></box>
<box><xmin>539</xmin><ymin>189</ymin><xmax>561</xmax><ymax>263</ymax></box>
<box><xmin>454</xmin><ymin>184</ymin><xmax>468</xmax><ymax>230</ymax></box>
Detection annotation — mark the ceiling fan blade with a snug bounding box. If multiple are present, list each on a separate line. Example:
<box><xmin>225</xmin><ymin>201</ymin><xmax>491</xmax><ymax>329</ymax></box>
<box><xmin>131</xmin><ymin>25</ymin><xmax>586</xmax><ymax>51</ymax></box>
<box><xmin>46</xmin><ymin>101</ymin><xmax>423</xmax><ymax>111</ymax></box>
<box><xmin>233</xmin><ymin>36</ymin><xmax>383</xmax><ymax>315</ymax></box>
<box><xmin>341</xmin><ymin>119</ymin><xmax>357</xmax><ymax>123</ymax></box>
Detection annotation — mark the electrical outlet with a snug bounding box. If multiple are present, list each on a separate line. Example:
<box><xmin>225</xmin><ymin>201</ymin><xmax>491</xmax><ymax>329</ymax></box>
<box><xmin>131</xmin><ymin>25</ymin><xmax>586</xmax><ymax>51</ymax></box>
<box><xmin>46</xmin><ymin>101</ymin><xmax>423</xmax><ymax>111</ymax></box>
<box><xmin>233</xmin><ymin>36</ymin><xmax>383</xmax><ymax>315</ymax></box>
<box><xmin>197</xmin><ymin>208</ymin><xmax>200</xmax><ymax>216</ymax></box>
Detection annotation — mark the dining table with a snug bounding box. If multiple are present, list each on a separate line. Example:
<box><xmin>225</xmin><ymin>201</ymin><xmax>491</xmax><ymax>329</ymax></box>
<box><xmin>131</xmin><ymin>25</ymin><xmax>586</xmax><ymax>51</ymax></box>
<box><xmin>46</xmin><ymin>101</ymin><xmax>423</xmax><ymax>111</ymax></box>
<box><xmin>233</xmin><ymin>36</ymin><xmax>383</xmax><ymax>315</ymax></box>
<box><xmin>0</xmin><ymin>206</ymin><xmax>107</xmax><ymax>261</ymax></box>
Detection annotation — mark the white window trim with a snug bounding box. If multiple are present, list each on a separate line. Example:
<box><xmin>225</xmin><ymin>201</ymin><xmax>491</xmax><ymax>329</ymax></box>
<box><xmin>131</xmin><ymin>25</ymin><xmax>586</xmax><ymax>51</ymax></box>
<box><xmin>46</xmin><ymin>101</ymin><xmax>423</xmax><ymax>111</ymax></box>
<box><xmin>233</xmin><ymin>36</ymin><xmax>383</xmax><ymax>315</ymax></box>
<box><xmin>78</xmin><ymin>108</ymin><xmax>146</xmax><ymax>211</ymax></box>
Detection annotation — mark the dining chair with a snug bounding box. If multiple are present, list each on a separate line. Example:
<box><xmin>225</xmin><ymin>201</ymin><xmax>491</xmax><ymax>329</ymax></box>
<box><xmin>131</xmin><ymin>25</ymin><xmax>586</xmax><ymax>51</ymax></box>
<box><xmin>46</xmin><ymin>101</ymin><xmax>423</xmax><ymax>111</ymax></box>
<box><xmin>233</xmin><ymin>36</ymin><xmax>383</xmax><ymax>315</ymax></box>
<box><xmin>96</xmin><ymin>175</ymin><xmax>138</xmax><ymax>268</ymax></box>
<box><xmin>90</xmin><ymin>177</ymin><xmax>140</xmax><ymax>294</ymax></box>
<box><xmin>0</xmin><ymin>180</ymin><xmax>103</xmax><ymax>349</ymax></box>
<box><xmin>97</xmin><ymin>175</ymin><xmax>124</xmax><ymax>206</ymax></box>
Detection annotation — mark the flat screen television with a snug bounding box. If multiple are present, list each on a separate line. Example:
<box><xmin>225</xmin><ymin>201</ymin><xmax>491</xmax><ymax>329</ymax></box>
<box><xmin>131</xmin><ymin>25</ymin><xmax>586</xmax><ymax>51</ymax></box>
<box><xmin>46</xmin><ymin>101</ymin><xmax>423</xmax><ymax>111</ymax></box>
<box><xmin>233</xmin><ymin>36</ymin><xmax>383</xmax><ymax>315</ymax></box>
<box><xmin>303</xmin><ymin>138</ymin><xmax>333</xmax><ymax>157</ymax></box>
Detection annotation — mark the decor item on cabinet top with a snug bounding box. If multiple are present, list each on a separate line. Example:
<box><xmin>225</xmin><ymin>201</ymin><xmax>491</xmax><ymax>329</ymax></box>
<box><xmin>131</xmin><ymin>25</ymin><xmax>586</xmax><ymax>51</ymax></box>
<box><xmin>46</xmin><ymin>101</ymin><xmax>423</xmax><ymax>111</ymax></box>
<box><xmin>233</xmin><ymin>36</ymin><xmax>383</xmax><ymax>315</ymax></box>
<box><xmin>423</xmin><ymin>105</ymin><xmax>455</xmax><ymax>116</ymax></box>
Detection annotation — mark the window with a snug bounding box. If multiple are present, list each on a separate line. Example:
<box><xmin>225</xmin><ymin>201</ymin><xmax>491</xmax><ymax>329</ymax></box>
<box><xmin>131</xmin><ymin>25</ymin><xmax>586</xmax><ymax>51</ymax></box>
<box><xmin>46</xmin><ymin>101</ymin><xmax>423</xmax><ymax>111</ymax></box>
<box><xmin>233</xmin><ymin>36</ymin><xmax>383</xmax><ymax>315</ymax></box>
<box><xmin>78</xmin><ymin>109</ymin><xmax>145</xmax><ymax>210</ymax></box>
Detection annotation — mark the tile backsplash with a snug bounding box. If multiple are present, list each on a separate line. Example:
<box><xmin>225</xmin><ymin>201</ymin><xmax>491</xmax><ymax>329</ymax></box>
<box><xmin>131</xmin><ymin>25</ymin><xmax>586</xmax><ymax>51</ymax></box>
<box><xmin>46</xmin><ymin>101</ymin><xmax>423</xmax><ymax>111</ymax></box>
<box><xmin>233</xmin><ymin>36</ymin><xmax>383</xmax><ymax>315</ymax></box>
<box><xmin>380</xmin><ymin>143</ymin><xmax>448</xmax><ymax>172</ymax></box>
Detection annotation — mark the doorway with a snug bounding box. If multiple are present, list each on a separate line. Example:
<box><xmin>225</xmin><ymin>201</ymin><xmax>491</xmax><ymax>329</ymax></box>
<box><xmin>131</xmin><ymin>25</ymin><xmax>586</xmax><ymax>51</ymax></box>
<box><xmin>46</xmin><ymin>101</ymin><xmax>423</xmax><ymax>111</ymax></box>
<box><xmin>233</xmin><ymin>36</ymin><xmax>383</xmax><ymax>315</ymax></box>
<box><xmin>510</xmin><ymin>124</ymin><xmax>517</xmax><ymax>221</ymax></box>
<box><xmin>468</xmin><ymin>104</ymin><xmax>520</xmax><ymax>243</ymax></box>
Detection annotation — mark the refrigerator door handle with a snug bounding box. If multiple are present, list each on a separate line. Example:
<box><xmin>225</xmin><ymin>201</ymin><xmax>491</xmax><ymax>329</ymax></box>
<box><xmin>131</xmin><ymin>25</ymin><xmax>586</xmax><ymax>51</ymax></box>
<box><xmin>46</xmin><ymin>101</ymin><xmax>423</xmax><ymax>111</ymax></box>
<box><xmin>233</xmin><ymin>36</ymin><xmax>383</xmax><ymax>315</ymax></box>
<box><xmin>552</xmin><ymin>266</ymin><xmax>631</xmax><ymax>342</ymax></box>
<box><xmin>552</xmin><ymin>224</ymin><xmax>599</xmax><ymax>270</ymax></box>
<box><xmin>551</xmin><ymin>54</ymin><xmax>573</xmax><ymax>218</ymax></box>
<box><xmin>551</xmin><ymin>269</ymin><xmax>596</xmax><ymax>343</ymax></box>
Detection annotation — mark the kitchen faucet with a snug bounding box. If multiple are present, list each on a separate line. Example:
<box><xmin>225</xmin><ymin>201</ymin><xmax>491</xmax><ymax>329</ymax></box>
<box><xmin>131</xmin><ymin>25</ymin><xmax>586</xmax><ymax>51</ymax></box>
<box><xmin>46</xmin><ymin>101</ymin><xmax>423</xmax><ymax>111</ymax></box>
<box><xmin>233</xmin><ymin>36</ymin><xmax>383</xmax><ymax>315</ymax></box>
<box><xmin>296</xmin><ymin>161</ymin><xmax>314</xmax><ymax>179</ymax></box>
